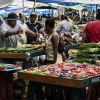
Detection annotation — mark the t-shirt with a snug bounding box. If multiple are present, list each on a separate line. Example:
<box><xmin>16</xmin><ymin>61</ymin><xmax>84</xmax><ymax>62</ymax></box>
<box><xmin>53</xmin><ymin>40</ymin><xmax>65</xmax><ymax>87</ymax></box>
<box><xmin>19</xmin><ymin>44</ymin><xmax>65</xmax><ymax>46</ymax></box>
<box><xmin>56</xmin><ymin>20</ymin><xmax>73</xmax><ymax>36</ymax></box>
<box><xmin>0</xmin><ymin>22</ymin><xmax>28</xmax><ymax>47</ymax></box>
<box><xmin>83</xmin><ymin>21</ymin><xmax>100</xmax><ymax>43</ymax></box>
<box><xmin>26</xmin><ymin>21</ymin><xmax>43</xmax><ymax>44</ymax></box>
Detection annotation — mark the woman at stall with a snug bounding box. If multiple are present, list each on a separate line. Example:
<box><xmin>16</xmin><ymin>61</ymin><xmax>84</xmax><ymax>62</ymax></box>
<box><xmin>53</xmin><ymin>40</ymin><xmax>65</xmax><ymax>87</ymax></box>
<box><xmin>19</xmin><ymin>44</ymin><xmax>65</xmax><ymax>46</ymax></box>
<box><xmin>44</xmin><ymin>18</ymin><xmax>63</xmax><ymax>64</ymax></box>
<box><xmin>44</xmin><ymin>18</ymin><xmax>63</xmax><ymax>100</ymax></box>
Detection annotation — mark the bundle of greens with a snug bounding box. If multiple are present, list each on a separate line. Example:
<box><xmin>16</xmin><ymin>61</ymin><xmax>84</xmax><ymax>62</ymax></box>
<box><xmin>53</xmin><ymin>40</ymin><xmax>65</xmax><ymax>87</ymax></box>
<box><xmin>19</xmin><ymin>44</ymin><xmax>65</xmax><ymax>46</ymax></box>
<box><xmin>73</xmin><ymin>43</ymin><xmax>100</xmax><ymax>64</ymax></box>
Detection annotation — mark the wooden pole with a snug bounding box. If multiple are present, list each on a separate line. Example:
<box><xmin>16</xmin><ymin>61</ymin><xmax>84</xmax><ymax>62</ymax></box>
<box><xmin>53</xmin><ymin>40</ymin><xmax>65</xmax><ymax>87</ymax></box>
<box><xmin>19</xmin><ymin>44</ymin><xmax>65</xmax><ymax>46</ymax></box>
<box><xmin>31</xmin><ymin>0</ymin><xmax>36</xmax><ymax>13</ymax></box>
<box><xmin>57</xmin><ymin>6</ymin><xmax>61</xmax><ymax>20</ymax></box>
<box><xmin>22</xmin><ymin>0</ymin><xmax>25</xmax><ymax>23</ymax></box>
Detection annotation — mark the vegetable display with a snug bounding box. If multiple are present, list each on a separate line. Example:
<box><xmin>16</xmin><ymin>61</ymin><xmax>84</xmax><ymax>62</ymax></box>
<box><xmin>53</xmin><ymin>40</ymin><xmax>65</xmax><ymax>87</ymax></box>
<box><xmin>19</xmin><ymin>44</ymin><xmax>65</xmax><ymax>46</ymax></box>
<box><xmin>73</xmin><ymin>43</ymin><xmax>100</xmax><ymax>64</ymax></box>
<box><xmin>23</xmin><ymin>62</ymin><xmax>100</xmax><ymax>79</ymax></box>
<box><xmin>0</xmin><ymin>44</ymin><xmax>43</xmax><ymax>53</ymax></box>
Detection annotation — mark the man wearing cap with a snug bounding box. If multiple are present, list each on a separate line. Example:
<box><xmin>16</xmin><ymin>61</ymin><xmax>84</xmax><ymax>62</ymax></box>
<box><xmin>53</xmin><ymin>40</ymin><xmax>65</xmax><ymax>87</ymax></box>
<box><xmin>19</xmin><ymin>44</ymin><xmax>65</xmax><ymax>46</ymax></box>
<box><xmin>26</xmin><ymin>13</ymin><xmax>44</xmax><ymax>44</ymax></box>
<box><xmin>0</xmin><ymin>12</ymin><xmax>39</xmax><ymax>47</ymax></box>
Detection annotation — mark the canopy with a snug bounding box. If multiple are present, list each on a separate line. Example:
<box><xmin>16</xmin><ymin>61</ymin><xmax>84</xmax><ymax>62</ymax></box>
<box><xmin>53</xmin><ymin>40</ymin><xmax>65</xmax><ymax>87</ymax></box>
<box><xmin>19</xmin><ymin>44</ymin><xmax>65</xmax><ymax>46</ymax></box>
<box><xmin>10</xmin><ymin>0</ymin><xmax>49</xmax><ymax>8</ymax></box>
<box><xmin>0</xmin><ymin>0</ymin><xmax>14</xmax><ymax>8</ymax></box>
<box><xmin>61</xmin><ymin>0</ymin><xmax>100</xmax><ymax>4</ymax></box>
<box><xmin>27</xmin><ymin>0</ymin><xmax>78</xmax><ymax>6</ymax></box>
<box><xmin>49</xmin><ymin>3</ymin><xmax>85</xmax><ymax>10</ymax></box>
<box><xmin>27</xmin><ymin>0</ymin><xmax>100</xmax><ymax>4</ymax></box>
<box><xmin>5</xmin><ymin>6</ymin><xmax>28</xmax><ymax>12</ymax></box>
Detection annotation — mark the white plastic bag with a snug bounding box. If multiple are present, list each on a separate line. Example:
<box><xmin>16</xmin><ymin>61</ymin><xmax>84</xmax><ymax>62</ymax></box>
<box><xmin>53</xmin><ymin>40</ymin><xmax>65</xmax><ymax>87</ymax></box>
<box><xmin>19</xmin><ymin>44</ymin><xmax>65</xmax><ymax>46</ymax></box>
<box><xmin>18</xmin><ymin>23</ymin><xmax>27</xmax><ymax>45</ymax></box>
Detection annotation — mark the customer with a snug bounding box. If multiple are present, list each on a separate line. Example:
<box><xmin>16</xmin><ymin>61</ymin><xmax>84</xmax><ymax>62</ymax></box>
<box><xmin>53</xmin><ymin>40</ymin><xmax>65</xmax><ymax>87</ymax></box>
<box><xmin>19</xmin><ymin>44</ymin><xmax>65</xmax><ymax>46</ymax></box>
<box><xmin>44</xmin><ymin>18</ymin><xmax>63</xmax><ymax>100</ymax></box>
<box><xmin>0</xmin><ymin>12</ymin><xmax>39</xmax><ymax>48</ymax></box>
<box><xmin>82</xmin><ymin>9</ymin><xmax>100</xmax><ymax>43</ymax></box>
<box><xmin>82</xmin><ymin>9</ymin><xmax>100</xmax><ymax>100</ymax></box>
<box><xmin>56</xmin><ymin>15</ymin><xmax>73</xmax><ymax>45</ymax></box>
<box><xmin>44</xmin><ymin>18</ymin><xmax>62</xmax><ymax>64</ymax></box>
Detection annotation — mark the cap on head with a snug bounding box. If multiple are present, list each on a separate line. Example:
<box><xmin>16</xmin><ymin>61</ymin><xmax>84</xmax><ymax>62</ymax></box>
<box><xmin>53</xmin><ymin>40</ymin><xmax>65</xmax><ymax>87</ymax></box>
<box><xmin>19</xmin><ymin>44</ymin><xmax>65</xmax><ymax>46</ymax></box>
<box><xmin>6</xmin><ymin>13</ymin><xmax>18</xmax><ymax>20</ymax></box>
<box><xmin>30</xmin><ymin>12</ymin><xmax>37</xmax><ymax>18</ymax></box>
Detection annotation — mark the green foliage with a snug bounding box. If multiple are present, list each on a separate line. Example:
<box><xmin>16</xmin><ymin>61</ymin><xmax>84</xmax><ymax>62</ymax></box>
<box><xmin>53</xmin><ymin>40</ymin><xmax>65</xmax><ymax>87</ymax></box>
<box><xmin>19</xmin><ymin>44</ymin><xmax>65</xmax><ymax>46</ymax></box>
<box><xmin>79</xmin><ymin>43</ymin><xmax>97</xmax><ymax>50</ymax></box>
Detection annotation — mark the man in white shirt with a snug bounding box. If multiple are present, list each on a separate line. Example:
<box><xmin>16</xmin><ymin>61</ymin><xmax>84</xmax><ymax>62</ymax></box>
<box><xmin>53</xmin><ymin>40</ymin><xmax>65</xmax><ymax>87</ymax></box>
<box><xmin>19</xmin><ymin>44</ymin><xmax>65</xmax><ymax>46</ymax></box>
<box><xmin>0</xmin><ymin>12</ymin><xmax>39</xmax><ymax>47</ymax></box>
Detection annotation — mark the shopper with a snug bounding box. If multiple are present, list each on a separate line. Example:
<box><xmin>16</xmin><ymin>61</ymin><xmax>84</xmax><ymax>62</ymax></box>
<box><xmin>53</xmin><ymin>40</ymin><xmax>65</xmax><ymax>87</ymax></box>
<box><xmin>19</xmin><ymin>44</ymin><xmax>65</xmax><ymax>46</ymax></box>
<box><xmin>82</xmin><ymin>9</ymin><xmax>100</xmax><ymax>100</ymax></box>
<box><xmin>44</xmin><ymin>18</ymin><xmax>62</xmax><ymax>64</ymax></box>
<box><xmin>44</xmin><ymin>18</ymin><xmax>63</xmax><ymax>100</ymax></box>
<box><xmin>0</xmin><ymin>12</ymin><xmax>39</xmax><ymax>48</ymax></box>
<box><xmin>56</xmin><ymin>15</ymin><xmax>73</xmax><ymax>45</ymax></box>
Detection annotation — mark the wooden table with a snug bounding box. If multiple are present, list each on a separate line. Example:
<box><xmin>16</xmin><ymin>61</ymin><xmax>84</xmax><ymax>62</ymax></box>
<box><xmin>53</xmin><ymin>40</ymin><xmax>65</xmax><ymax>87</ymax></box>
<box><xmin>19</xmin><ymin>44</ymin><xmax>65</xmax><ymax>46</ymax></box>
<box><xmin>18</xmin><ymin>71</ymin><xmax>100</xmax><ymax>100</ymax></box>
<box><xmin>0</xmin><ymin>69</ymin><xmax>17</xmax><ymax>100</ymax></box>
<box><xmin>0</xmin><ymin>50</ymin><xmax>45</xmax><ymax>59</ymax></box>
<box><xmin>0</xmin><ymin>50</ymin><xmax>46</xmax><ymax>100</ymax></box>
<box><xmin>0</xmin><ymin>50</ymin><xmax>45</xmax><ymax>69</ymax></box>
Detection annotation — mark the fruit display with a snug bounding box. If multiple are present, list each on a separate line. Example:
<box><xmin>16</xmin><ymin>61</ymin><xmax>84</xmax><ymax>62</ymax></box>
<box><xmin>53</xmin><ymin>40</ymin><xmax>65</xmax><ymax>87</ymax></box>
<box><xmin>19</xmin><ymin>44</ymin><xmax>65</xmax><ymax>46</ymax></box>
<box><xmin>0</xmin><ymin>44</ymin><xmax>43</xmax><ymax>53</ymax></box>
<box><xmin>23</xmin><ymin>62</ymin><xmax>100</xmax><ymax>79</ymax></box>
<box><xmin>73</xmin><ymin>43</ymin><xmax>100</xmax><ymax>64</ymax></box>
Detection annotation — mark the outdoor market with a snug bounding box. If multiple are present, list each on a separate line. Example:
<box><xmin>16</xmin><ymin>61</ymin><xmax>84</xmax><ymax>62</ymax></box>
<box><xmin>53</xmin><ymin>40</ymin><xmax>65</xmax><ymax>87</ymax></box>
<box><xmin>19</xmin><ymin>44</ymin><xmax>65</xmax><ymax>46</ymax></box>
<box><xmin>0</xmin><ymin>0</ymin><xmax>100</xmax><ymax>100</ymax></box>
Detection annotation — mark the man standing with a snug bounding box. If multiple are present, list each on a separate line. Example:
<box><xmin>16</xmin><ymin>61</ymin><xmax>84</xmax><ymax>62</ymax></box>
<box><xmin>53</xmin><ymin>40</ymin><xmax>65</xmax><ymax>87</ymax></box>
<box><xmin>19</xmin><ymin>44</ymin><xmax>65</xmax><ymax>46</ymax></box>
<box><xmin>26</xmin><ymin>13</ymin><xmax>43</xmax><ymax>44</ymax></box>
<box><xmin>0</xmin><ymin>12</ymin><xmax>39</xmax><ymax>48</ymax></box>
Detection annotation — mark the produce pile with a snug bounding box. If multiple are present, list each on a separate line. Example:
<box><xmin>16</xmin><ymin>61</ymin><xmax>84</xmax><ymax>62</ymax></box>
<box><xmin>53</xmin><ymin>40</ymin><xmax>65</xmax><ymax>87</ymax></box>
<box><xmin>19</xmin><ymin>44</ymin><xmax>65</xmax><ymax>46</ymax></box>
<box><xmin>24</xmin><ymin>62</ymin><xmax>100</xmax><ymax>79</ymax></box>
<box><xmin>0</xmin><ymin>63</ymin><xmax>19</xmax><ymax>70</ymax></box>
<box><xmin>0</xmin><ymin>44</ymin><xmax>43</xmax><ymax>53</ymax></box>
<box><xmin>73</xmin><ymin>43</ymin><xmax>100</xmax><ymax>64</ymax></box>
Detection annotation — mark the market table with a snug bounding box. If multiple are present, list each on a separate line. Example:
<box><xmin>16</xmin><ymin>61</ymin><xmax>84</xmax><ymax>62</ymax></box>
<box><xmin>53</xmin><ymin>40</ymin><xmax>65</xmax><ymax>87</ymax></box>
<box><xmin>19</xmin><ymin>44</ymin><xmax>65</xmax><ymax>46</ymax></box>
<box><xmin>0</xmin><ymin>50</ymin><xmax>45</xmax><ymax>69</ymax></box>
<box><xmin>0</xmin><ymin>50</ymin><xmax>45</xmax><ymax>59</ymax></box>
<box><xmin>0</xmin><ymin>50</ymin><xmax>45</xmax><ymax>100</ymax></box>
<box><xmin>0</xmin><ymin>69</ymin><xmax>17</xmax><ymax>100</ymax></box>
<box><xmin>18</xmin><ymin>71</ymin><xmax>100</xmax><ymax>100</ymax></box>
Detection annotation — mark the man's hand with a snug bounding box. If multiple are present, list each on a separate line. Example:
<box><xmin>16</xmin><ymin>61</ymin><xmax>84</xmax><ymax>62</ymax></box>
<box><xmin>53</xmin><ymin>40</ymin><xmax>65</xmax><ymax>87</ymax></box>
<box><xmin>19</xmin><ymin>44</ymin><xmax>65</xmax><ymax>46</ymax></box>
<box><xmin>35</xmin><ymin>33</ymin><xmax>40</xmax><ymax>37</ymax></box>
<box><xmin>17</xmin><ymin>29</ymin><xmax>23</xmax><ymax>34</ymax></box>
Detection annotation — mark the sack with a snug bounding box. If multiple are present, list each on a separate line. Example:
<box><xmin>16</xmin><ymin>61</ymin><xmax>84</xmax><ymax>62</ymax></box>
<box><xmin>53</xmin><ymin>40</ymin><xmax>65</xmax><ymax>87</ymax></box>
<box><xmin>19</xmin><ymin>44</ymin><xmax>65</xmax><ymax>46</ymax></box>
<box><xmin>58</xmin><ymin>36</ymin><xmax>65</xmax><ymax>53</ymax></box>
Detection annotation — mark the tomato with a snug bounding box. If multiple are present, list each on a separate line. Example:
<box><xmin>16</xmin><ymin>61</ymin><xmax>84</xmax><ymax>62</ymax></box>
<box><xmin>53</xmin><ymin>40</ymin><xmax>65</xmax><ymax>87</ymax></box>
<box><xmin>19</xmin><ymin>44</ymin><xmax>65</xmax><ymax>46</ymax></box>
<box><xmin>30</xmin><ymin>67</ymin><xmax>34</xmax><ymax>70</ymax></box>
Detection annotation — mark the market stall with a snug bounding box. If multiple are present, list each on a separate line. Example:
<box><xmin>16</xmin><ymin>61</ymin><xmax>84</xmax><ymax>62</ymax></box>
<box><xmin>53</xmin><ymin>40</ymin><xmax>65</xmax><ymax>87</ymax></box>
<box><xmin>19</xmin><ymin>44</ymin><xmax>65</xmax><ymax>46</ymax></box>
<box><xmin>0</xmin><ymin>64</ymin><xmax>19</xmax><ymax>100</ymax></box>
<box><xmin>18</xmin><ymin>62</ymin><xmax>100</xmax><ymax>100</ymax></box>
<box><xmin>0</xmin><ymin>44</ymin><xmax>45</xmax><ymax>99</ymax></box>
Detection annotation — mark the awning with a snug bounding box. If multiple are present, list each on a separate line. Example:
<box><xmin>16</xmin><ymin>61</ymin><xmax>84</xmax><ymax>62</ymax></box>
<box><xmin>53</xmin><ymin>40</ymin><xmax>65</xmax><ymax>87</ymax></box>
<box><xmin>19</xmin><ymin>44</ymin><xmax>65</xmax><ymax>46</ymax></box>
<box><xmin>0</xmin><ymin>0</ymin><xmax>14</xmax><ymax>8</ymax></box>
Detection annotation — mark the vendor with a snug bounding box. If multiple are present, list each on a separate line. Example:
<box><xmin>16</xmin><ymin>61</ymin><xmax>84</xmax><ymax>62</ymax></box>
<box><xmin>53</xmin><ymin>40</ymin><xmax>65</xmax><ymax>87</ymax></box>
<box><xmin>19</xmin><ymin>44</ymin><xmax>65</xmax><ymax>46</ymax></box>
<box><xmin>26</xmin><ymin>13</ymin><xmax>44</xmax><ymax>44</ymax></box>
<box><xmin>0</xmin><ymin>12</ymin><xmax>39</xmax><ymax>48</ymax></box>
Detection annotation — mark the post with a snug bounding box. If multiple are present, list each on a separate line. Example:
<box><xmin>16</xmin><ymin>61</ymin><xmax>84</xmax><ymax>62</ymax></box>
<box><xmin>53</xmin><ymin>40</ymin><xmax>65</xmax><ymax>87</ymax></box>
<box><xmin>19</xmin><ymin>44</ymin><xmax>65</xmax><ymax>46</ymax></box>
<box><xmin>57</xmin><ymin>6</ymin><xmax>61</xmax><ymax>20</ymax></box>
<box><xmin>32</xmin><ymin>0</ymin><xmax>36</xmax><ymax>13</ymax></box>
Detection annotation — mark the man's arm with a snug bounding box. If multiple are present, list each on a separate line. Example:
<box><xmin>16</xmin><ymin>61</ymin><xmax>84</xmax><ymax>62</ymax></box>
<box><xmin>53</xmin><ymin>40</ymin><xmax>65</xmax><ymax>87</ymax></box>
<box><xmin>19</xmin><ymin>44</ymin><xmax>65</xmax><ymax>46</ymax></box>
<box><xmin>26</xmin><ymin>29</ymin><xmax>40</xmax><ymax>37</ymax></box>
<box><xmin>5</xmin><ymin>29</ymin><xmax>23</xmax><ymax>37</ymax></box>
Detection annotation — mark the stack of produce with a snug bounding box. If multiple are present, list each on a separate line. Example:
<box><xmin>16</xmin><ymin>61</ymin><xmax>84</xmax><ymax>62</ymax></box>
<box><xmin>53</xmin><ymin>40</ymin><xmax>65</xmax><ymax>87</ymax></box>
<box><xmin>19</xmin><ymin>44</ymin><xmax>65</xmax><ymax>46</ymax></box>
<box><xmin>24</xmin><ymin>62</ymin><xmax>100</xmax><ymax>79</ymax></box>
<box><xmin>73</xmin><ymin>43</ymin><xmax>100</xmax><ymax>64</ymax></box>
<box><xmin>0</xmin><ymin>44</ymin><xmax>43</xmax><ymax>53</ymax></box>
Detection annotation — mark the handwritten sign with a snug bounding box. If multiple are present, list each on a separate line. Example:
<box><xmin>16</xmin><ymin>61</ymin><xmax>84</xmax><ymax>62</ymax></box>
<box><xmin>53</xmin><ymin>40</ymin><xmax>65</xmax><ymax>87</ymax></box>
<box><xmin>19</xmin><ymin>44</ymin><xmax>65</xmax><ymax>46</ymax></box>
<box><xmin>91</xmin><ymin>76</ymin><xmax>100</xmax><ymax>83</ymax></box>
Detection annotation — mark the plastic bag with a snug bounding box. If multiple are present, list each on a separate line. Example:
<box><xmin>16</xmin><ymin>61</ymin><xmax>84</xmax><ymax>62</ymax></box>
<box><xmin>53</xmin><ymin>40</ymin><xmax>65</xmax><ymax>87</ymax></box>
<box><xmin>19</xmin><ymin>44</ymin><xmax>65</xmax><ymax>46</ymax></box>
<box><xmin>18</xmin><ymin>23</ymin><xmax>27</xmax><ymax>45</ymax></box>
